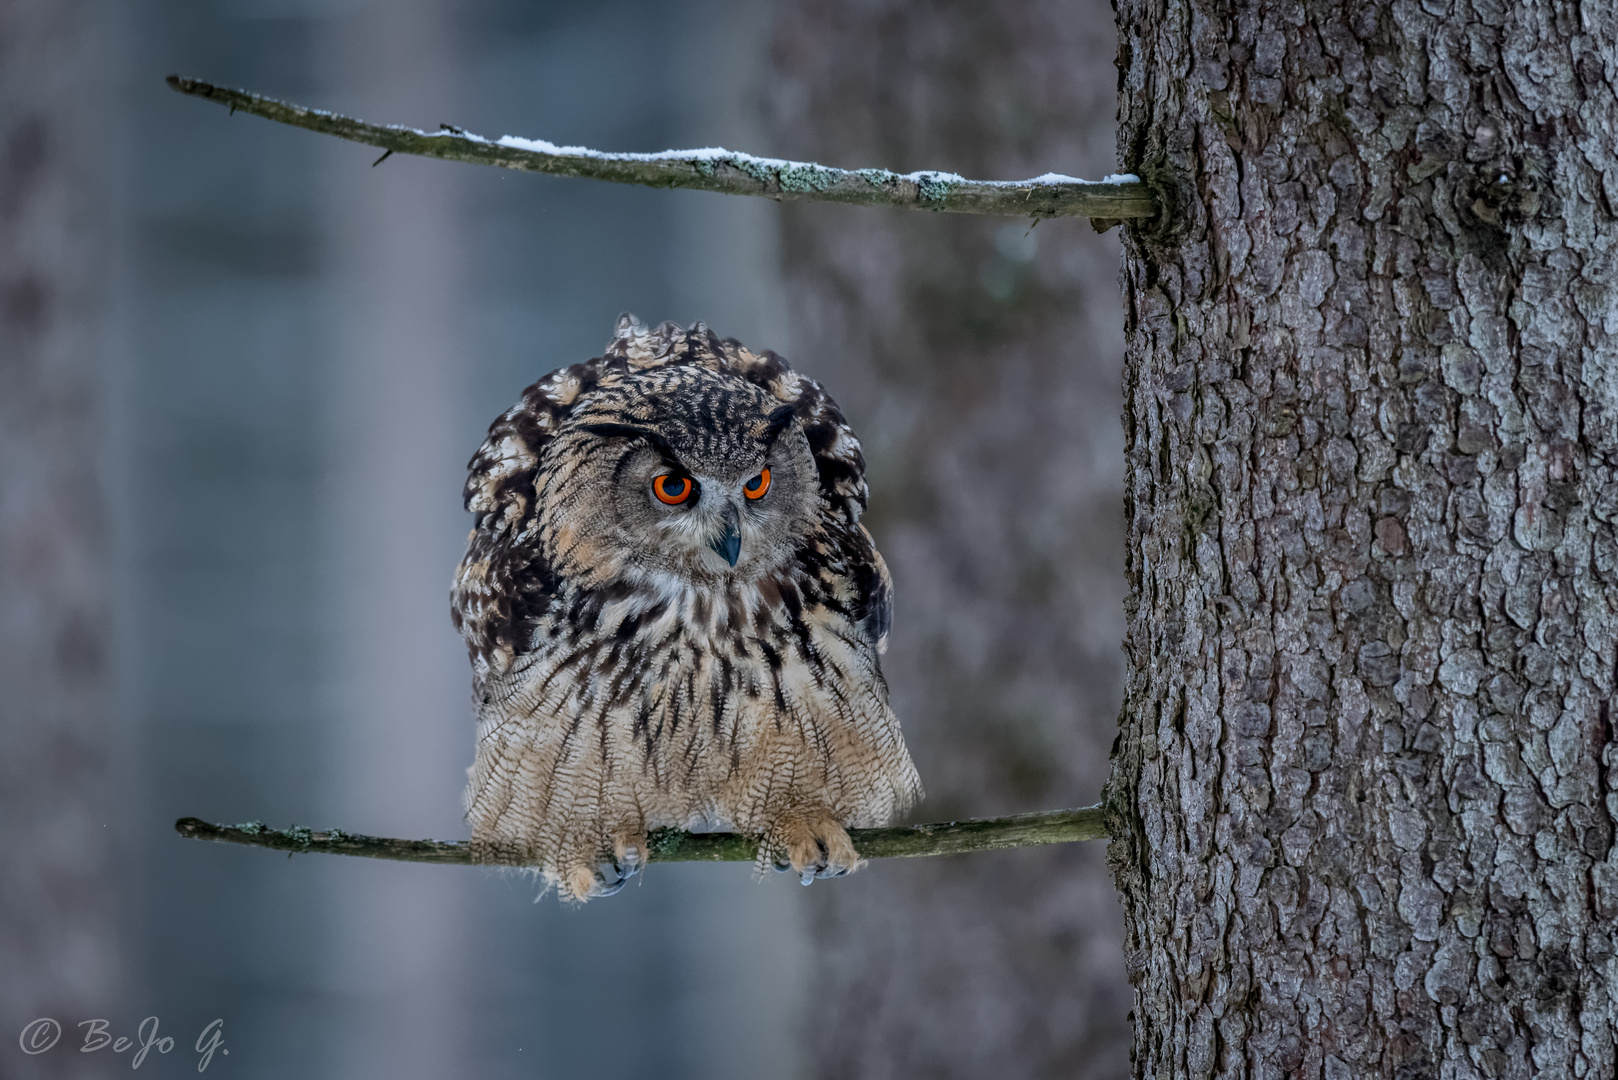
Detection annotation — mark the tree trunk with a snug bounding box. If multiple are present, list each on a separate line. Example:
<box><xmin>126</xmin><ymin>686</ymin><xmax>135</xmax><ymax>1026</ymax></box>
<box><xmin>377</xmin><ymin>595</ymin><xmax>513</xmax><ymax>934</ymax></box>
<box><xmin>1107</xmin><ymin>1</ymin><xmax>1618</xmax><ymax>1077</ymax></box>
<box><xmin>767</xmin><ymin>2</ymin><xmax>1133</xmax><ymax>1076</ymax></box>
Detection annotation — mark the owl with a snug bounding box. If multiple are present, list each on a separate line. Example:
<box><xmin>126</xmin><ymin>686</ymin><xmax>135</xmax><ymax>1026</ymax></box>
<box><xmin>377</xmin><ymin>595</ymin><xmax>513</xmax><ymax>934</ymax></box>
<box><xmin>451</xmin><ymin>315</ymin><xmax>922</xmax><ymax>900</ymax></box>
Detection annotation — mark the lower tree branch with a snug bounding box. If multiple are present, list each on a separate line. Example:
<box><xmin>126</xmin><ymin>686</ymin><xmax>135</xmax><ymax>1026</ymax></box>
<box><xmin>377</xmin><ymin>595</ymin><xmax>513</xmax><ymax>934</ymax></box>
<box><xmin>173</xmin><ymin>806</ymin><xmax>1107</xmax><ymax>865</ymax></box>
<box><xmin>165</xmin><ymin>76</ymin><xmax>1155</xmax><ymax>221</ymax></box>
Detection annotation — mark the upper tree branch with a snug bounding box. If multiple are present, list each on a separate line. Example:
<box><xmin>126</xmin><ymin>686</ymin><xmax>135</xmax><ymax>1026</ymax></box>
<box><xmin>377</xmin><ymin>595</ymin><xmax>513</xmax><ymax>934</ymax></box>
<box><xmin>166</xmin><ymin>76</ymin><xmax>1156</xmax><ymax>221</ymax></box>
<box><xmin>174</xmin><ymin>806</ymin><xmax>1108</xmax><ymax>866</ymax></box>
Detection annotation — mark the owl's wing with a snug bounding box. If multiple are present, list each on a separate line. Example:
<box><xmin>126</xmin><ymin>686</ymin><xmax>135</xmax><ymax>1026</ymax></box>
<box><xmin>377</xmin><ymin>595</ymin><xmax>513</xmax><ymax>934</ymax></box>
<box><xmin>452</xmin><ymin>360</ymin><xmax>606</xmax><ymax>671</ymax></box>
<box><xmin>852</xmin><ymin>530</ymin><xmax>893</xmax><ymax>655</ymax></box>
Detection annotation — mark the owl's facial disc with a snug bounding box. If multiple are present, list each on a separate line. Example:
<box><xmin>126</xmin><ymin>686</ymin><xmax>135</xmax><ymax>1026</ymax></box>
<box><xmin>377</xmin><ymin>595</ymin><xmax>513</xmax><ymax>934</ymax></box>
<box><xmin>651</xmin><ymin>468</ymin><xmax>741</xmax><ymax>564</ymax></box>
<box><xmin>558</xmin><ymin>384</ymin><xmax>819</xmax><ymax>586</ymax></box>
<box><xmin>617</xmin><ymin>438</ymin><xmax>812</xmax><ymax>580</ymax></box>
<box><xmin>649</xmin><ymin>470</ymin><xmax>749</xmax><ymax>570</ymax></box>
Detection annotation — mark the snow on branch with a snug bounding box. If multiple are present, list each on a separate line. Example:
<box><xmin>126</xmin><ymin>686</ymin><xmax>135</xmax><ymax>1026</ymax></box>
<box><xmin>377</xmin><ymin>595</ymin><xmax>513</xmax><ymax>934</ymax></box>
<box><xmin>174</xmin><ymin>806</ymin><xmax>1107</xmax><ymax>867</ymax></box>
<box><xmin>167</xmin><ymin>76</ymin><xmax>1155</xmax><ymax>221</ymax></box>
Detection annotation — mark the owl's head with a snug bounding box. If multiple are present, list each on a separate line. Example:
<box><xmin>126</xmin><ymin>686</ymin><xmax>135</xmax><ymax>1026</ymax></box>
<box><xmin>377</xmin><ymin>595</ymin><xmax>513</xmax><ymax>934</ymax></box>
<box><xmin>538</xmin><ymin>366</ymin><xmax>822</xmax><ymax>587</ymax></box>
<box><xmin>456</xmin><ymin>318</ymin><xmax>872</xmax><ymax>664</ymax></box>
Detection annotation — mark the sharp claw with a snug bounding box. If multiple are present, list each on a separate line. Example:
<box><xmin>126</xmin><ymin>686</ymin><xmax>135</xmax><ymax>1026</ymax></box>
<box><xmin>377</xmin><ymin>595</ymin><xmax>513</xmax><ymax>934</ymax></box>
<box><xmin>617</xmin><ymin>845</ymin><xmax>642</xmax><ymax>876</ymax></box>
<box><xmin>760</xmin><ymin>823</ymin><xmax>857</xmax><ymax>884</ymax></box>
<box><xmin>593</xmin><ymin>875</ymin><xmax>629</xmax><ymax>897</ymax></box>
<box><xmin>593</xmin><ymin>856</ymin><xmax>638</xmax><ymax>897</ymax></box>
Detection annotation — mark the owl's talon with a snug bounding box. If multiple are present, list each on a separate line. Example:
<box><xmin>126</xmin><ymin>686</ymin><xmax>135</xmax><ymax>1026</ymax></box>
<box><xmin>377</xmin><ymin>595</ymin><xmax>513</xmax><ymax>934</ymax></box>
<box><xmin>612</xmin><ymin>833</ymin><xmax>646</xmax><ymax>874</ymax></box>
<box><xmin>593</xmin><ymin>873</ymin><xmax>630</xmax><ymax>897</ymax></box>
<box><xmin>762</xmin><ymin>814</ymin><xmax>863</xmax><ymax>882</ymax></box>
<box><xmin>590</xmin><ymin>857</ymin><xmax>637</xmax><ymax>897</ymax></box>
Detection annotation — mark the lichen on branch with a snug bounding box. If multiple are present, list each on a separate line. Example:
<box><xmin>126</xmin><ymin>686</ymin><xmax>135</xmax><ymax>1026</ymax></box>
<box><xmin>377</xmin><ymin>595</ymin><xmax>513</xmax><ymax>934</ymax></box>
<box><xmin>173</xmin><ymin>806</ymin><xmax>1107</xmax><ymax>866</ymax></box>
<box><xmin>165</xmin><ymin>76</ymin><xmax>1156</xmax><ymax>221</ymax></box>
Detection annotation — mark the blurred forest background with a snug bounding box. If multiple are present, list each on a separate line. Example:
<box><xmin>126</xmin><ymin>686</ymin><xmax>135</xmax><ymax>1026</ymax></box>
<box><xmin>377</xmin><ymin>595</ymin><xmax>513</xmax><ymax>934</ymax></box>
<box><xmin>2</xmin><ymin>1</ymin><xmax>1130</xmax><ymax>1077</ymax></box>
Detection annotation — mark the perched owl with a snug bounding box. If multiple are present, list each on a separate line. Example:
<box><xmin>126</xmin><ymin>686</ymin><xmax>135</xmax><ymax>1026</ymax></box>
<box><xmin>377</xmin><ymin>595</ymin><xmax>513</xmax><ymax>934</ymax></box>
<box><xmin>451</xmin><ymin>315</ymin><xmax>922</xmax><ymax>900</ymax></box>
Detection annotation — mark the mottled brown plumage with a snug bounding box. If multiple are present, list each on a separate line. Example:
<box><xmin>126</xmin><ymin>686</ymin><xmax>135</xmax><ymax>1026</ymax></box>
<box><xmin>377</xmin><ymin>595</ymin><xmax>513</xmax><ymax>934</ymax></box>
<box><xmin>452</xmin><ymin>315</ymin><xmax>922</xmax><ymax>899</ymax></box>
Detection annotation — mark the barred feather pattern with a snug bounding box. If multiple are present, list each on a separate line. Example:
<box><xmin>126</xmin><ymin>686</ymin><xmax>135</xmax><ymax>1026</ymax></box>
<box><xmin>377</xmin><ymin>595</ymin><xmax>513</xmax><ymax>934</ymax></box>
<box><xmin>452</xmin><ymin>315</ymin><xmax>921</xmax><ymax>899</ymax></box>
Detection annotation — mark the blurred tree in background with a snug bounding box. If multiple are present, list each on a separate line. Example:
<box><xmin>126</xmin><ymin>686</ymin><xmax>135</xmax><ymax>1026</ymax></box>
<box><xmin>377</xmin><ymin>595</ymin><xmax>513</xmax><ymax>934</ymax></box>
<box><xmin>0</xmin><ymin>2</ymin><xmax>120</xmax><ymax>1077</ymax></box>
<box><xmin>767</xmin><ymin>3</ymin><xmax>1133</xmax><ymax>1077</ymax></box>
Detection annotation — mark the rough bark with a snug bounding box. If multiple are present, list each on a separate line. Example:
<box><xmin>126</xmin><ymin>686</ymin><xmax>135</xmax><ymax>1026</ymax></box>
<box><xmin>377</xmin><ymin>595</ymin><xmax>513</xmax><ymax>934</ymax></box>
<box><xmin>0</xmin><ymin>1</ymin><xmax>118</xmax><ymax>1076</ymax></box>
<box><xmin>1107</xmin><ymin>1</ymin><xmax>1618</xmax><ymax>1077</ymax></box>
<box><xmin>768</xmin><ymin>2</ymin><xmax>1133</xmax><ymax>1076</ymax></box>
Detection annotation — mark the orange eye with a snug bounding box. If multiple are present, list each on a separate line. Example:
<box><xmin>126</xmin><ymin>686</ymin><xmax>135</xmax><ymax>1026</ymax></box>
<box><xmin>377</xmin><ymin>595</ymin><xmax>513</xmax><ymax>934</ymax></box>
<box><xmin>743</xmin><ymin>468</ymin><xmax>771</xmax><ymax>500</ymax></box>
<box><xmin>653</xmin><ymin>474</ymin><xmax>694</xmax><ymax>505</ymax></box>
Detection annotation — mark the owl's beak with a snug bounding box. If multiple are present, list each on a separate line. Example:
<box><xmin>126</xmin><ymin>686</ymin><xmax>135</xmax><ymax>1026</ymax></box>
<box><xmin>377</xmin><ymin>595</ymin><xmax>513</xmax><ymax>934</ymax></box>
<box><xmin>709</xmin><ymin>504</ymin><xmax>742</xmax><ymax>566</ymax></box>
